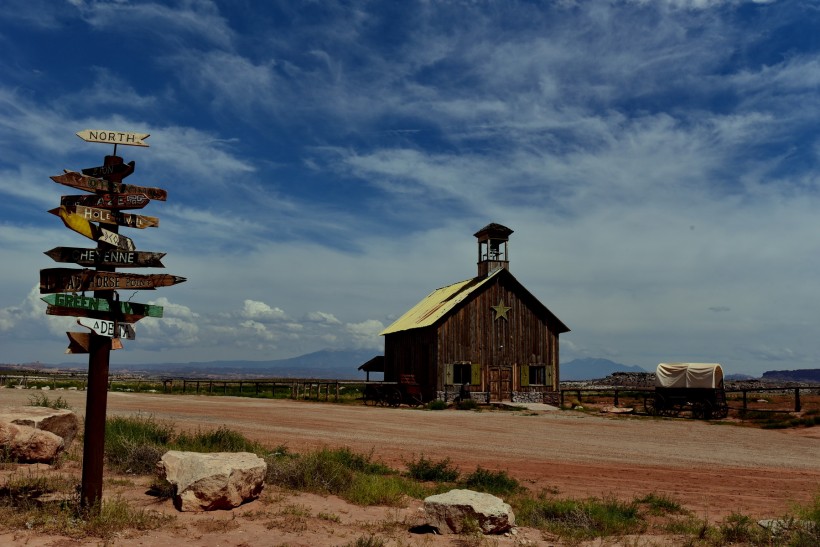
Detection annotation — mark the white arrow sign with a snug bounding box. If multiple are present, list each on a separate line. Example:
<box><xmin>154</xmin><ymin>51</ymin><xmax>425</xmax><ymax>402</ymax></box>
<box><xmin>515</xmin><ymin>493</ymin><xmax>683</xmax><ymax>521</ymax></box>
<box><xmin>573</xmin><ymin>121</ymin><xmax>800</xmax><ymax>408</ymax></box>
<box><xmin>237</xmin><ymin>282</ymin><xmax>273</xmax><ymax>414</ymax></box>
<box><xmin>76</xmin><ymin>129</ymin><xmax>150</xmax><ymax>147</ymax></box>
<box><xmin>77</xmin><ymin>317</ymin><xmax>136</xmax><ymax>340</ymax></box>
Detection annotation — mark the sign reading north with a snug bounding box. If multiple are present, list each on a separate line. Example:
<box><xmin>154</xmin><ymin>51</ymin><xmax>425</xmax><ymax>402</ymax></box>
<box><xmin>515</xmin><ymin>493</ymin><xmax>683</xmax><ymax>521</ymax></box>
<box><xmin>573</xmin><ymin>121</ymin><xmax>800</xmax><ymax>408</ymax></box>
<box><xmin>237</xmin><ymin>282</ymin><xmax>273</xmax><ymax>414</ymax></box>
<box><xmin>40</xmin><ymin>268</ymin><xmax>186</xmax><ymax>293</ymax></box>
<box><xmin>77</xmin><ymin>317</ymin><xmax>136</xmax><ymax>340</ymax></box>
<box><xmin>76</xmin><ymin>130</ymin><xmax>149</xmax><ymax>147</ymax></box>
<box><xmin>44</xmin><ymin>247</ymin><xmax>166</xmax><ymax>268</ymax></box>
<box><xmin>52</xmin><ymin>171</ymin><xmax>167</xmax><ymax>201</ymax></box>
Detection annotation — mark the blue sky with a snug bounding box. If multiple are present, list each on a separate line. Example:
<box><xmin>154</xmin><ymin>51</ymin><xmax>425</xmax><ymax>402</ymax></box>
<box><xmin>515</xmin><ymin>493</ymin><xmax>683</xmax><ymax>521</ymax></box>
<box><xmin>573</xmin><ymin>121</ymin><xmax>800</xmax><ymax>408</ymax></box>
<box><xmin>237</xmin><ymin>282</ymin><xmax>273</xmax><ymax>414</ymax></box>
<box><xmin>1</xmin><ymin>0</ymin><xmax>818</xmax><ymax>376</ymax></box>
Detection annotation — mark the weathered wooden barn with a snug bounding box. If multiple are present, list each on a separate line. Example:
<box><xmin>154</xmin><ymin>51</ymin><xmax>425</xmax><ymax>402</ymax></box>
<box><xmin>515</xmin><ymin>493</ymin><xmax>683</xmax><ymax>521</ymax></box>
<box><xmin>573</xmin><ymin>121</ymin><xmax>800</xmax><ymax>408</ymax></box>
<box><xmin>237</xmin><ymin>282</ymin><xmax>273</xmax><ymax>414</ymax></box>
<box><xmin>380</xmin><ymin>223</ymin><xmax>570</xmax><ymax>403</ymax></box>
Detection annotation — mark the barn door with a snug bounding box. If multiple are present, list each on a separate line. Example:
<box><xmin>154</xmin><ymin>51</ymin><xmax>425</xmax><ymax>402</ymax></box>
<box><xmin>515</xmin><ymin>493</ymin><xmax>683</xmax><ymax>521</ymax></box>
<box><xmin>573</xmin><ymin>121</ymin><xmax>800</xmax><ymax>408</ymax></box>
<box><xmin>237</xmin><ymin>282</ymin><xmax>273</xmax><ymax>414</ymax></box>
<box><xmin>489</xmin><ymin>366</ymin><xmax>512</xmax><ymax>401</ymax></box>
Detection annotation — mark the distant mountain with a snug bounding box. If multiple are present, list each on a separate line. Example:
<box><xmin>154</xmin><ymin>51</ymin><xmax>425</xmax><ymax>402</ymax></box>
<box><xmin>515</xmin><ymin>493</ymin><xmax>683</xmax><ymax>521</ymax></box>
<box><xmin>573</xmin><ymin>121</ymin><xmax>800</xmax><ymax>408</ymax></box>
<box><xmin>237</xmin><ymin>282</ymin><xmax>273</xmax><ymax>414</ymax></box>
<box><xmin>99</xmin><ymin>349</ymin><xmax>378</xmax><ymax>379</ymax></box>
<box><xmin>761</xmin><ymin>369</ymin><xmax>820</xmax><ymax>383</ymax></box>
<box><xmin>726</xmin><ymin>373</ymin><xmax>756</xmax><ymax>381</ymax></box>
<box><xmin>561</xmin><ymin>358</ymin><xmax>648</xmax><ymax>381</ymax></box>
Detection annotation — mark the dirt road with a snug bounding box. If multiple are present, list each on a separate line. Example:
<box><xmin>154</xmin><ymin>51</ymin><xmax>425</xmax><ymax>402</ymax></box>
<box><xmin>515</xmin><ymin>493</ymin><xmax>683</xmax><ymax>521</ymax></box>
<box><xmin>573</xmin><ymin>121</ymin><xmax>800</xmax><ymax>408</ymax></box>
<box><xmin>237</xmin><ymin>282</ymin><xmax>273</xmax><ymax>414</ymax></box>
<box><xmin>3</xmin><ymin>388</ymin><xmax>819</xmax><ymax>520</ymax></box>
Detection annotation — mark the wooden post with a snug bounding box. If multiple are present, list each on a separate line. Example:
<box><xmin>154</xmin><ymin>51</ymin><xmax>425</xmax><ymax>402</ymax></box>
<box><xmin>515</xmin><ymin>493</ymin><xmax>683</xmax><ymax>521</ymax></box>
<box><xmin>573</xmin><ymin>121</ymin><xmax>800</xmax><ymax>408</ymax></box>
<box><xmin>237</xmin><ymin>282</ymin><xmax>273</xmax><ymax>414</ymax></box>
<box><xmin>613</xmin><ymin>389</ymin><xmax>619</xmax><ymax>406</ymax></box>
<box><xmin>795</xmin><ymin>388</ymin><xmax>801</xmax><ymax>412</ymax></box>
<box><xmin>742</xmin><ymin>390</ymin><xmax>747</xmax><ymax>411</ymax></box>
<box><xmin>81</xmin><ymin>333</ymin><xmax>111</xmax><ymax>509</ymax></box>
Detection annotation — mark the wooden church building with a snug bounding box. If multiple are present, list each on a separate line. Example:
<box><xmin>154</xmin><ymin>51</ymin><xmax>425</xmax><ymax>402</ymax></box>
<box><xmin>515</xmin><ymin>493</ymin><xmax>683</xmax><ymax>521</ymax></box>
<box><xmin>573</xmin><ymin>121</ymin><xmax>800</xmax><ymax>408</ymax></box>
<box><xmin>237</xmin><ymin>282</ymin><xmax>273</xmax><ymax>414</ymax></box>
<box><xmin>380</xmin><ymin>223</ymin><xmax>569</xmax><ymax>404</ymax></box>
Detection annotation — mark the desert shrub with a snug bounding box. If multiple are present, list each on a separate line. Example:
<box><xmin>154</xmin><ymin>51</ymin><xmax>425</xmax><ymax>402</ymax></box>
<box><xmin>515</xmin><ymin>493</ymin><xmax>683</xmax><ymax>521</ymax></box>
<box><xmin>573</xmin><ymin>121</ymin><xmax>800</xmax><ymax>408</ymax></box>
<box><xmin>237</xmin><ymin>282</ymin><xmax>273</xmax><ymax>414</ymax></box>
<box><xmin>516</xmin><ymin>495</ymin><xmax>643</xmax><ymax>540</ymax></box>
<box><xmin>346</xmin><ymin>473</ymin><xmax>426</xmax><ymax>506</ymax></box>
<box><xmin>456</xmin><ymin>398</ymin><xmax>480</xmax><ymax>411</ymax></box>
<box><xmin>266</xmin><ymin>448</ymin><xmax>357</xmax><ymax>494</ymax></box>
<box><xmin>346</xmin><ymin>536</ymin><xmax>386</xmax><ymax>547</ymax></box>
<box><xmin>172</xmin><ymin>426</ymin><xmax>266</xmax><ymax>454</ymax></box>
<box><xmin>405</xmin><ymin>454</ymin><xmax>459</xmax><ymax>482</ymax></box>
<box><xmin>718</xmin><ymin>513</ymin><xmax>769</xmax><ymax>544</ymax></box>
<box><xmin>460</xmin><ymin>466</ymin><xmax>521</xmax><ymax>496</ymax></box>
<box><xmin>427</xmin><ymin>400</ymin><xmax>447</xmax><ymax>410</ymax></box>
<box><xmin>104</xmin><ymin>415</ymin><xmax>174</xmax><ymax>474</ymax></box>
<box><xmin>637</xmin><ymin>492</ymin><xmax>684</xmax><ymax>515</ymax></box>
<box><xmin>27</xmin><ymin>393</ymin><xmax>71</xmax><ymax>409</ymax></box>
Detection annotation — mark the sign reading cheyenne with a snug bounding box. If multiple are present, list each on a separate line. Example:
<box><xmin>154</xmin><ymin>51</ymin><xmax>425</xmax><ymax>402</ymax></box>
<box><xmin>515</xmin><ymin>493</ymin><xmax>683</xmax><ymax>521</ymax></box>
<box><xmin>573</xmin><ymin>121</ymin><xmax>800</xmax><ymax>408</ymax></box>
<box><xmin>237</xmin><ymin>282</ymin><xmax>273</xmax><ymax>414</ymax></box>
<box><xmin>44</xmin><ymin>247</ymin><xmax>166</xmax><ymax>268</ymax></box>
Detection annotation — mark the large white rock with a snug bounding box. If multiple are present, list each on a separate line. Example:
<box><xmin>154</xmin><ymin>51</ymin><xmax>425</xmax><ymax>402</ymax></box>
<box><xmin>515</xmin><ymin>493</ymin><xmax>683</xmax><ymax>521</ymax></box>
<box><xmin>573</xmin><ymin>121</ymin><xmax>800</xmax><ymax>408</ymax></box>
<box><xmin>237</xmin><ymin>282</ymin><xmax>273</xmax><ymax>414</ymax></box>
<box><xmin>0</xmin><ymin>421</ymin><xmax>65</xmax><ymax>463</ymax></box>
<box><xmin>158</xmin><ymin>450</ymin><xmax>267</xmax><ymax>512</ymax></box>
<box><xmin>0</xmin><ymin>406</ymin><xmax>80</xmax><ymax>448</ymax></box>
<box><xmin>424</xmin><ymin>489</ymin><xmax>515</xmax><ymax>534</ymax></box>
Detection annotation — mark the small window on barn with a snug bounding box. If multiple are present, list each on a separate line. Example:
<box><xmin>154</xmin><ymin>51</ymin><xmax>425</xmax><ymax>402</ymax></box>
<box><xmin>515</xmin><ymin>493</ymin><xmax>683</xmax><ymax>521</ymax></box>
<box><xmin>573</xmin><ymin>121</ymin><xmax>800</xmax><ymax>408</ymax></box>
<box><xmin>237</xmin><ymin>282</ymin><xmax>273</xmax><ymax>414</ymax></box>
<box><xmin>446</xmin><ymin>362</ymin><xmax>480</xmax><ymax>385</ymax></box>
<box><xmin>527</xmin><ymin>365</ymin><xmax>547</xmax><ymax>386</ymax></box>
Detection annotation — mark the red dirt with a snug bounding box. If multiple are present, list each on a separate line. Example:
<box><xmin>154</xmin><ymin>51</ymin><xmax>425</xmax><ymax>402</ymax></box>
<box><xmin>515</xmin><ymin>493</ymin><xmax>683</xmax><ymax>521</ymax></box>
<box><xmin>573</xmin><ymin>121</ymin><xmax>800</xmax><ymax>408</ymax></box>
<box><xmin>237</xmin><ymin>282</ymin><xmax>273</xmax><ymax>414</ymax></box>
<box><xmin>2</xmin><ymin>388</ymin><xmax>819</xmax><ymax>546</ymax></box>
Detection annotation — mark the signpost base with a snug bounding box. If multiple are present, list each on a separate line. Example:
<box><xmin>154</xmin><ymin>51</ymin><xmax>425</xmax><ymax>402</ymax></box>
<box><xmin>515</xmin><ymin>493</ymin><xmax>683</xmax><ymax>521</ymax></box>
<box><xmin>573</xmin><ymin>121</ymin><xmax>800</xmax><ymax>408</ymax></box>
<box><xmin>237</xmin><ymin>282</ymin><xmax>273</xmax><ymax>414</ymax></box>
<box><xmin>80</xmin><ymin>334</ymin><xmax>111</xmax><ymax>510</ymax></box>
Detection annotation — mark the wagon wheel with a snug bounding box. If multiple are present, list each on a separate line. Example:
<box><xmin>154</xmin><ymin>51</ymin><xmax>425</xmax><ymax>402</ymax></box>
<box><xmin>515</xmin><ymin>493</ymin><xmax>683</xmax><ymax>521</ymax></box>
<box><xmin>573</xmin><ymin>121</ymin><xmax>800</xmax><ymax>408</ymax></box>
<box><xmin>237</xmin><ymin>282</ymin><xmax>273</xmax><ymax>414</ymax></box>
<box><xmin>644</xmin><ymin>396</ymin><xmax>659</xmax><ymax>416</ymax></box>
<box><xmin>386</xmin><ymin>387</ymin><xmax>403</xmax><ymax>407</ymax></box>
<box><xmin>363</xmin><ymin>388</ymin><xmax>377</xmax><ymax>406</ymax></box>
<box><xmin>407</xmin><ymin>392</ymin><xmax>424</xmax><ymax>408</ymax></box>
<box><xmin>714</xmin><ymin>402</ymin><xmax>729</xmax><ymax>419</ymax></box>
<box><xmin>692</xmin><ymin>400</ymin><xmax>714</xmax><ymax>420</ymax></box>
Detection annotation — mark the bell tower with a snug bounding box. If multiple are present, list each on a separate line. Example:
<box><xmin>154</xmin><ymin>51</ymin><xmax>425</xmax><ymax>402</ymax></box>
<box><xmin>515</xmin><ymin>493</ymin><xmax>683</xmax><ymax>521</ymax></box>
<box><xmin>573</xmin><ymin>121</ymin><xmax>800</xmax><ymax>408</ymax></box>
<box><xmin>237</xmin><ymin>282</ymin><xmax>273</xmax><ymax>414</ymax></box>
<box><xmin>475</xmin><ymin>223</ymin><xmax>513</xmax><ymax>277</ymax></box>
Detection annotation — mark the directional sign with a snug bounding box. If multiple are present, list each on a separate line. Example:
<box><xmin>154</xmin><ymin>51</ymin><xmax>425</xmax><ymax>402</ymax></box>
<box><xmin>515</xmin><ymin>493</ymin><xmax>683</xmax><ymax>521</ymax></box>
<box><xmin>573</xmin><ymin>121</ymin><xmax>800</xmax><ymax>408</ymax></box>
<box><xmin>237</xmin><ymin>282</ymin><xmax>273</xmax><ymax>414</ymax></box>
<box><xmin>65</xmin><ymin>332</ymin><xmax>123</xmax><ymax>354</ymax></box>
<box><xmin>62</xmin><ymin>193</ymin><xmax>151</xmax><ymax>210</ymax></box>
<box><xmin>82</xmin><ymin>160</ymin><xmax>135</xmax><ymax>178</ymax></box>
<box><xmin>47</xmin><ymin>305</ymin><xmax>146</xmax><ymax>324</ymax></box>
<box><xmin>50</xmin><ymin>206</ymin><xmax>158</xmax><ymax>229</ymax></box>
<box><xmin>76</xmin><ymin>130</ymin><xmax>149</xmax><ymax>147</ymax></box>
<box><xmin>42</xmin><ymin>293</ymin><xmax>163</xmax><ymax>318</ymax></box>
<box><xmin>77</xmin><ymin>317</ymin><xmax>136</xmax><ymax>340</ymax></box>
<box><xmin>44</xmin><ymin>247</ymin><xmax>166</xmax><ymax>268</ymax></box>
<box><xmin>54</xmin><ymin>206</ymin><xmax>136</xmax><ymax>250</ymax></box>
<box><xmin>40</xmin><ymin>268</ymin><xmax>186</xmax><ymax>293</ymax></box>
<box><xmin>51</xmin><ymin>171</ymin><xmax>167</xmax><ymax>201</ymax></box>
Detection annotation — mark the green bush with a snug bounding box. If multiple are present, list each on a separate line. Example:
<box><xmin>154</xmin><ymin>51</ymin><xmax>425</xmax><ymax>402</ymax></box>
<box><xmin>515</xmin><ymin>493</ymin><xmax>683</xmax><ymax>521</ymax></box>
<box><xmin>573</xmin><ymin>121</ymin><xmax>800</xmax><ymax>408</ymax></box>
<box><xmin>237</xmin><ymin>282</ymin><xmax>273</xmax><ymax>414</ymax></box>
<box><xmin>405</xmin><ymin>454</ymin><xmax>459</xmax><ymax>482</ymax></box>
<box><xmin>636</xmin><ymin>492</ymin><xmax>684</xmax><ymax>515</ymax></box>
<box><xmin>27</xmin><ymin>393</ymin><xmax>71</xmax><ymax>410</ymax></box>
<box><xmin>104</xmin><ymin>415</ymin><xmax>175</xmax><ymax>474</ymax></box>
<box><xmin>515</xmin><ymin>495</ymin><xmax>643</xmax><ymax>541</ymax></box>
<box><xmin>426</xmin><ymin>400</ymin><xmax>447</xmax><ymax>410</ymax></box>
<box><xmin>456</xmin><ymin>398</ymin><xmax>480</xmax><ymax>411</ymax></box>
<box><xmin>460</xmin><ymin>466</ymin><xmax>521</xmax><ymax>495</ymax></box>
<box><xmin>172</xmin><ymin>426</ymin><xmax>266</xmax><ymax>454</ymax></box>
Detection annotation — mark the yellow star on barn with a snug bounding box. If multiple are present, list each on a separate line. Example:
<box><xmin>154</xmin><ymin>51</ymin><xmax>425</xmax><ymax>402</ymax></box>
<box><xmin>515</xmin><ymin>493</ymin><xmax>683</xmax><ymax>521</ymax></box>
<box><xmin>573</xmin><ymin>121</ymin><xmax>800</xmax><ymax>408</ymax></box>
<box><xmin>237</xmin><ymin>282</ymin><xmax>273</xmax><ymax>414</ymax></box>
<box><xmin>491</xmin><ymin>299</ymin><xmax>511</xmax><ymax>321</ymax></box>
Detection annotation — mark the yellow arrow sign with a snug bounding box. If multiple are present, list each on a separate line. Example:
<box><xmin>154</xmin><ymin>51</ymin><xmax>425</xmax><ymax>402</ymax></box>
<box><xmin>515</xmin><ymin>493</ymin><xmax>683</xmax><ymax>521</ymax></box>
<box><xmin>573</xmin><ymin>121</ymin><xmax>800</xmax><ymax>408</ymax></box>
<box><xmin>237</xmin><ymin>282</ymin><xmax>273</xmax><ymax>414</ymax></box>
<box><xmin>76</xmin><ymin>129</ymin><xmax>150</xmax><ymax>147</ymax></box>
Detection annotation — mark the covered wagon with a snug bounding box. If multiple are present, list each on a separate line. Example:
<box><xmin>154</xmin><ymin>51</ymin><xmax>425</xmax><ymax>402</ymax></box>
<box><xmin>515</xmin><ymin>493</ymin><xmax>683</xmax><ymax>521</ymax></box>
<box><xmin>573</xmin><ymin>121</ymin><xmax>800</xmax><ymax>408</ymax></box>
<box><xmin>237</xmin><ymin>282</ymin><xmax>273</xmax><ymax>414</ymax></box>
<box><xmin>647</xmin><ymin>363</ymin><xmax>728</xmax><ymax>419</ymax></box>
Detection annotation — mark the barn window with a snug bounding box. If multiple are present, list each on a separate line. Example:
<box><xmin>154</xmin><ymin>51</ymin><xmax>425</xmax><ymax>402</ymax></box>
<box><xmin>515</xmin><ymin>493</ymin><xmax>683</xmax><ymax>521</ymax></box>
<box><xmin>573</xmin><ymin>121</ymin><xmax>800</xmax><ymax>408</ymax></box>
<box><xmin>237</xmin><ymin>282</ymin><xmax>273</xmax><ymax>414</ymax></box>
<box><xmin>446</xmin><ymin>362</ymin><xmax>481</xmax><ymax>385</ymax></box>
<box><xmin>521</xmin><ymin>364</ymin><xmax>549</xmax><ymax>386</ymax></box>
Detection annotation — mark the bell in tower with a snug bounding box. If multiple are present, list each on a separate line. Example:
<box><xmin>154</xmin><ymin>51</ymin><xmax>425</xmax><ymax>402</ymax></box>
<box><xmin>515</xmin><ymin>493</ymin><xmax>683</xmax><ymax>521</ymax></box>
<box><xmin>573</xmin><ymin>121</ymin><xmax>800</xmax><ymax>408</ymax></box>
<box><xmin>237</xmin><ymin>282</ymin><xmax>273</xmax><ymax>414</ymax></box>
<box><xmin>474</xmin><ymin>223</ymin><xmax>513</xmax><ymax>277</ymax></box>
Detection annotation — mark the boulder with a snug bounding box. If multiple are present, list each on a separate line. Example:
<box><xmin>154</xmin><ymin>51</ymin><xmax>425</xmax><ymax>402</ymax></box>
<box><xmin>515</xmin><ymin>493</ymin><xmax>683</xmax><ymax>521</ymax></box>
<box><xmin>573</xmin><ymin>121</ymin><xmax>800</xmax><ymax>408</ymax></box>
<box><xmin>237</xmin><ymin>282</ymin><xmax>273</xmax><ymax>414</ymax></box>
<box><xmin>158</xmin><ymin>450</ymin><xmax>267</xmax><ymax>512</ymax></box>
<box><xmin>0</xmin><ymin>407</ymin><xmax>80</xmax><ymax>448</ymax></box>
<box><xmin>424</xmin><ymin>489</ymin><xmax>515</xmax><ymax>534</ymax></box>
<box><xmin>0</xmin><ymin>421</ymin><xmax>65</xmax><ymax>463</ymax></box>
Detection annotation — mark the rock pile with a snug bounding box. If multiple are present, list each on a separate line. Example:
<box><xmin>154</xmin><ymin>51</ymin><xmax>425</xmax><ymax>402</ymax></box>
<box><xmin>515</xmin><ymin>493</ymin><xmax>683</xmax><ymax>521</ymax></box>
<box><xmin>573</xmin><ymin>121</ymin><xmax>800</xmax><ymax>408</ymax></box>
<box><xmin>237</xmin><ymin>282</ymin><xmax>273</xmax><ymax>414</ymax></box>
<box><xmin>0</xmin><ymin>406</ymin><xmax>79</xmax><ymax>464</ymax></box>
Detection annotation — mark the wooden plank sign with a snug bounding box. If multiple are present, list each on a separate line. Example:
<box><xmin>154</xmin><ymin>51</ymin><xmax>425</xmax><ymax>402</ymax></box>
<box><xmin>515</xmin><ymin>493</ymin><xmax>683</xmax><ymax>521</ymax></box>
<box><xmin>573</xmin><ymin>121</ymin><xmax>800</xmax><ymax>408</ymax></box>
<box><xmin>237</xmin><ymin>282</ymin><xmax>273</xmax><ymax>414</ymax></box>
<box><xmin>47</xmin><ymin>304</ymin><xmax>146</xmax><ymax>324</ymax></box>
<box><xmin>77</xmin><ymin>317</ymin><xmax>136</xmax><ymax>340</ymax></box>
<box><xmin>51</xmin><ymin>171</ymin><xmax>167</xmax><ymax>201</ymax></box>
<box><xmin>42</xmin><ymin>293</ymin><xmax>163</xmax><ymax>318</ymax></box>
<box><xmin>82</xmin><ymin>160</ymin><xmax>135</xmax><ymax>178</ymax></box>
<box><xmin>54</xmin><ymin>206</ymin><xmax>136</xmax><ymax>250</ymax></box>
<box><xmin>40</xmin><ymin>268</ymin><xmax>186</xmax><ymax>293</ymax></box>
<box><xmin>44</xmin><ymin>247</ymin><xmax>166</xmax><ymax>268</ymax></box>
<box><xmin>65</xmin><ymin>332</ymin><xmax>123</xmax><ymax>354</ymax></box>
<box><xmin>76</xmin><ymin>130</ymin><xmax>149</xmax><ymax>147</ymax></box>
<box><xmin>50</xmin><ymin>205</ymin><xmax>159</xmax><ymax>229</ymax></box>
<box><xmin>62</xmin><ymin>193</ymin><xmax>150</xmax><ymax>210</ymax></box>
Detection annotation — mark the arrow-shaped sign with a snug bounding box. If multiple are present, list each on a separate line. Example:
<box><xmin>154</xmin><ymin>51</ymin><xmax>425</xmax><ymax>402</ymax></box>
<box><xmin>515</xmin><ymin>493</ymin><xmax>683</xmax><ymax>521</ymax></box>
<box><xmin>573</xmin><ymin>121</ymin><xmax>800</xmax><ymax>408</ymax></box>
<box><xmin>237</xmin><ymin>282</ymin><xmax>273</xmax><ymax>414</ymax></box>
<box><xmin>54</xmin><ymin>205</ymin><xmax>135</xmax><ymax>250</ymax></box>
<box><xmin>65</xmin><ymin>332</ymin><xmax>123</xmax><ymax>354</ymax></box>
<box><xmin>76</xmin><ymin>130</ymin><xmax>149</xmax><ymax>147</ymax></box>
<box><xmin>40</xmin><ymin>268</ymin><xmax>186</xmax><ymax>294</ymax></box>
<box><xmin>77</xmin><ymin>317</ymin><xmax>136</xmax><ymax>340</ymax></box>
<box><xmin>44</xmin><ymin>247</ymin><xmax>166</xmax><ymax>268</ymax></box>
<box><xmin>61</xmin><ymin>193</ymin><xmax>151</xmax><ymax>210</ymax></box>
<box><xmin>42</xmin><ymin>293</ymin><xmax>163</xmax><ymax>318</ymax></box>
<box><xmin>49</xmin><ymin>206</ymin><xmax>158</xmax><ymax>229</ymax></box>
<box><xmin>51</xmin><ymin>171</ymin><xmax>167</xmax><ymax>201</ymax></box>
<box><xmin>82</xmin><ymin>160</ymin><xmax>136</xmax><ymax>179</ymax></box>
<box><xmin>47</xmin><ymin>304</ymin><xmax>146</xmax><ymax>324</ymax></box>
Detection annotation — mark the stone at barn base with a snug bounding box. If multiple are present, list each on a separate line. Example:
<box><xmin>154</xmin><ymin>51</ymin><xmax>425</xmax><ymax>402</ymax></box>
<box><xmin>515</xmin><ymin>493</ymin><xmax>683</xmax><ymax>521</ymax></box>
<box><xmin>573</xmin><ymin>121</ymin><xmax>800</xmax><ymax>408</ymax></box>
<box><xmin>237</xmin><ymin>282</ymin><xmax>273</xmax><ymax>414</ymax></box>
<box><xmin>158</xmin><ymin>450</ymin><xmax>267</xmax><ymax>512</ymax></box>
<box><xmin>0</xmin><ymin>406</ymin><xmax>80</xmax><ymax>448</ymax></box>
<box><xmin>0</xmin><ymin>421</ymin><xmax>64</xmax><ymax>463</ymax></box>
<box><xmin>424</xmin><ymin>489</ymin><xmax>515</xmax><ymax>534</ymax></box>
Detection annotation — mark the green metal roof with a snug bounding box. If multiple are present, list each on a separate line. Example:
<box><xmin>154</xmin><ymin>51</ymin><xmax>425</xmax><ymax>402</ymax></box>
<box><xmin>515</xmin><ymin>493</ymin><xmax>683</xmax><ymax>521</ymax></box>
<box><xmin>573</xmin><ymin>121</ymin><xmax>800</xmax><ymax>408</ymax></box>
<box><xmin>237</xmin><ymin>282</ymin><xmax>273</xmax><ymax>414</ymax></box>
<box><xmin>380</xmin><ymin>270</ymin><xmax>502</xmax><ymax>335</ymax></box>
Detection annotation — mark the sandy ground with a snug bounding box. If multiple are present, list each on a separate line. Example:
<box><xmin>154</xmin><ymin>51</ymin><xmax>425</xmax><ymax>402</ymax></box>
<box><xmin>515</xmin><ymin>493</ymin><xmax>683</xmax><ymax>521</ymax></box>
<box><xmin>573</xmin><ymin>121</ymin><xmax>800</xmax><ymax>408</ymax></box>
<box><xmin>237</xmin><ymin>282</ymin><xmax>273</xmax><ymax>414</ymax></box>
<box><xmin>1</xmin><ymin>387</ymin><xmax>819</xmax><ymax>546</ymax></box>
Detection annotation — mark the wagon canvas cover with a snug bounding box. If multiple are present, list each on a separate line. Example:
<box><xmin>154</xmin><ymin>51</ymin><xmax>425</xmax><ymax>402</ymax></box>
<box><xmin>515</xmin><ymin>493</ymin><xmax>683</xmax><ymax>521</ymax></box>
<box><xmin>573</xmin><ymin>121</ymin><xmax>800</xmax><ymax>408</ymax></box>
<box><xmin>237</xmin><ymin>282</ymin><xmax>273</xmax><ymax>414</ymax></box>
<box><xmin>655</xmin><ymin>363</ymin><xmax>724</xmax><ymax>389</ymax></box>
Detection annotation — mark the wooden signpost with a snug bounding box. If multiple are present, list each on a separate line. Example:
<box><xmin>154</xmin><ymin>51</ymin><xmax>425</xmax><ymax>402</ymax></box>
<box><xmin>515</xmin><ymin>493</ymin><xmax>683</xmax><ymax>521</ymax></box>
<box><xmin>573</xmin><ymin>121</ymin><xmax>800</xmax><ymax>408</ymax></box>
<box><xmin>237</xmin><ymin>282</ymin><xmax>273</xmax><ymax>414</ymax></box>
<box><xmin>77</xmin><ymin>317</ymin><xmax>136</xmax><ymax>340</ymax></box>
<box><xmin>40</xmin><ymin>268</ymin><xmax>185</xmax><ymax>293</ymax></box>
<box><xmin>62</xmin><ymin>193</ymin><xmax>151</xmax><ymax>210</ymax></box>
<box><xmin>41</xmin><ymin>293</ymin><xmax>163</xmax><ymax>318</ymax></box>
<box><xmin>40</xmin><ymin>129</ymin><xmax>183</xmax><ymax>511</ymax></box>
<box><xmin>44</xmin><ymin>247</ymin><xmax>166</xmax><ymax>268</ymax></box>
<box><xmin>49</xmin><ymin>205</ymin><xmax>159</xmax><ymax>229</ymax></box>
<box><xmin>52</xmin><ymin>171</ymin><xmax>167</xmax><ymax>201</ymax></box>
